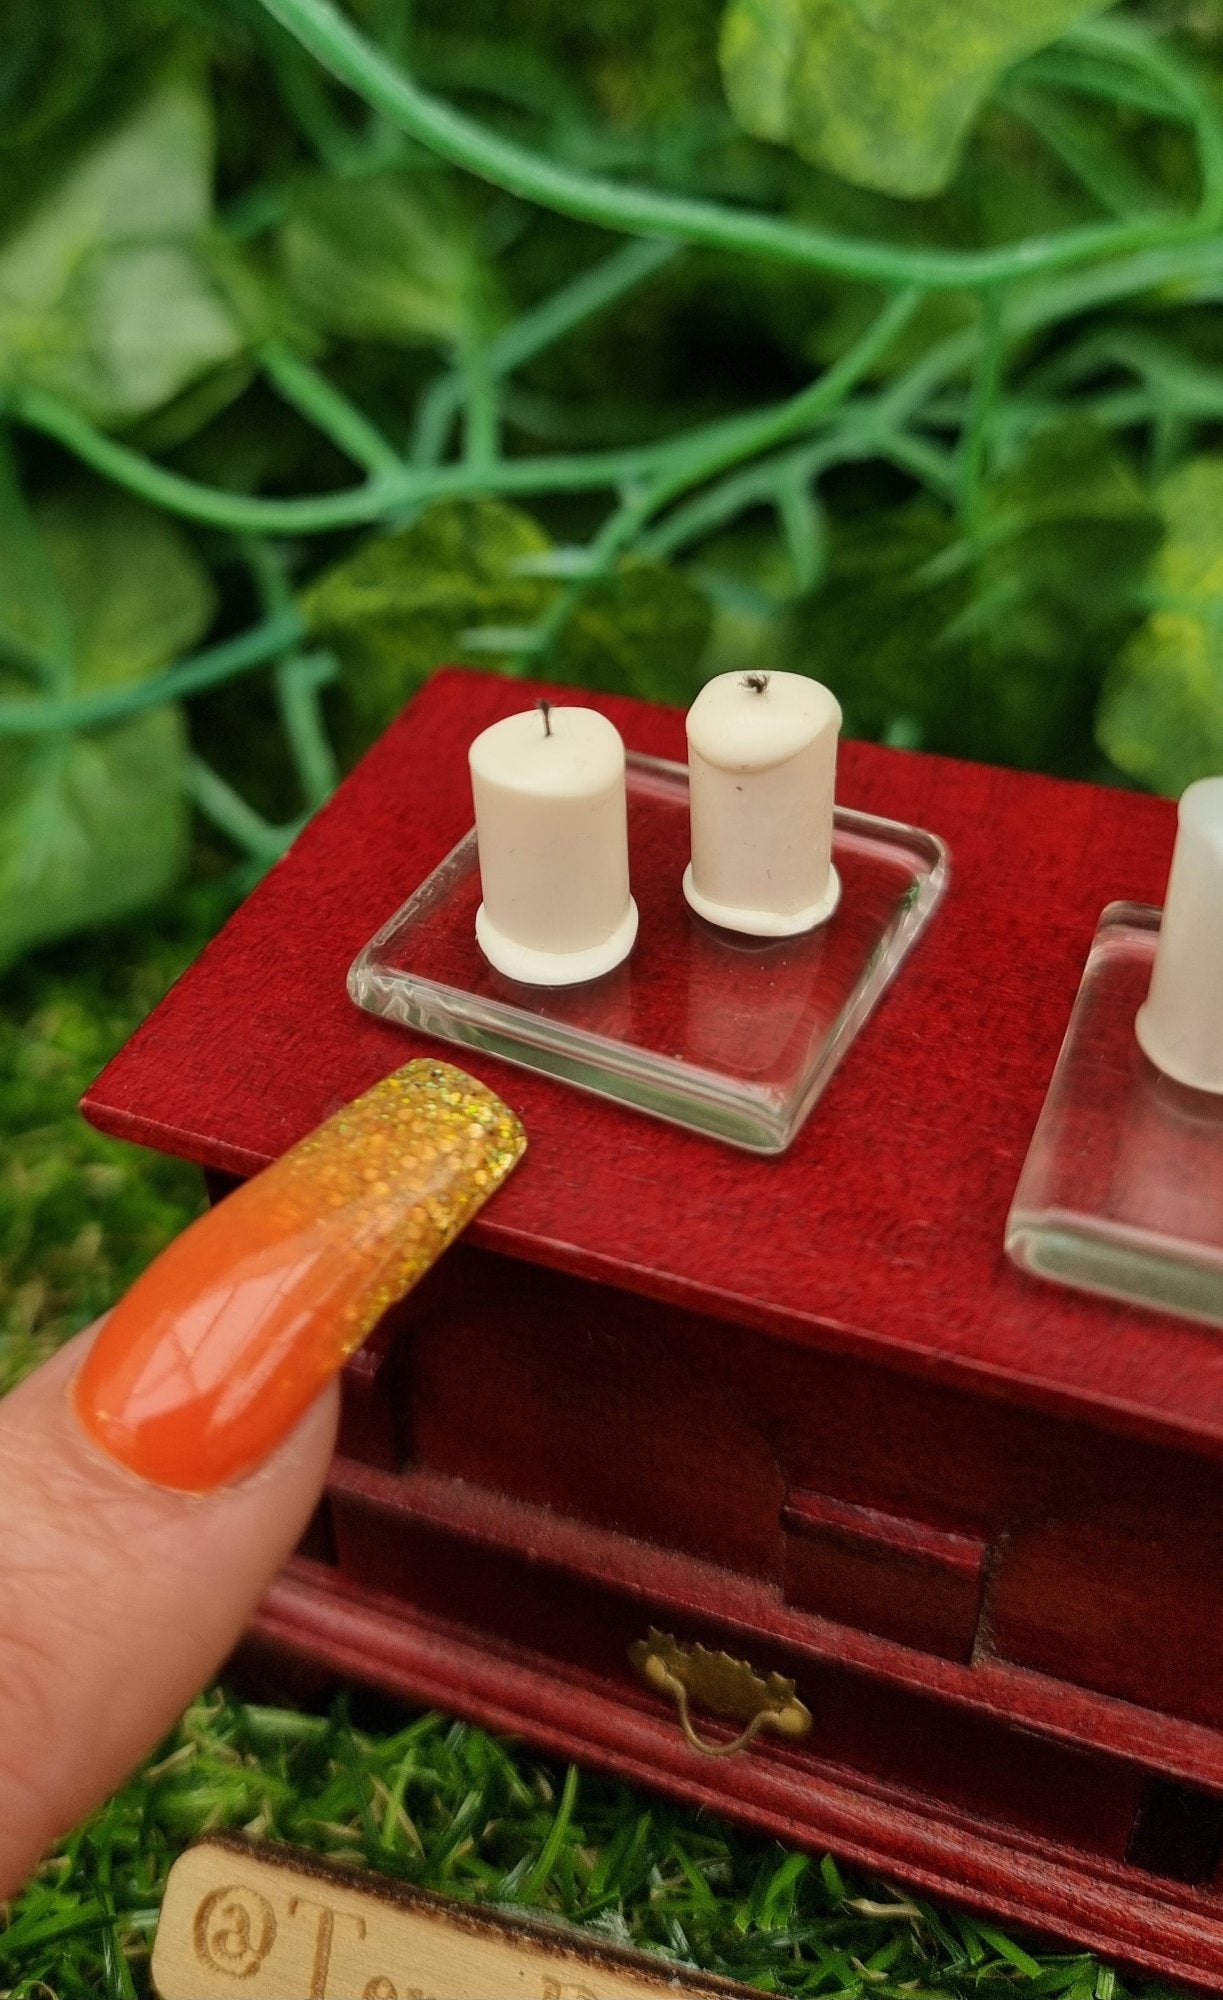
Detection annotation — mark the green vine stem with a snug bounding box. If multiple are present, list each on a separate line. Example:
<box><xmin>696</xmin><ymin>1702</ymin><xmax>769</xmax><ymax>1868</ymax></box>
<box><xmin>1001</xmin><ymin>84</ymin><xmax>1163</xmax><ymax>222</ymax></box>
<box><xmin>958</xmin><ymin>288</ymin><xmax>1008</xmax><ymax>533</ymax></box>
<box><xmin>1</xmin><ymin>0</ymin><xmax>1220</xmax><ymax>895</ymax></box>
<box><xmin>242</xmin><ymin>536</ymin><xmax>342</xmax><ymax>813</ymax></box>
<box><xmin>254</xmin><ymin>0</ymin><xmax>1223</xmax><ymax>288</ymax></box>
<box><xmin>0</xmin><ymin>613</ymin><xmax>301</xmax><ymax>736</ymax></box>
<box><xmin>639</xmin><ymin>425</ymin><xmax>956</xmax><ymax>566</ymax></box>
<box><xmin>184</xmin><ymin>755</ymin><xmax>303</xmax><ymax>865</ymax></box>
<box><xmin>275</xmin><ymin>650</ymin><xmax>341</xmax><ymax>809</ymax></box>
<box><xmin>13</xmin><ymin>220</ymin><xmax>1223</xmax><ymax>552</ymax></box>
<box><xmin>7</xmin><ymin>381</ymin><xmax>919</xmax><ymax>537</ymax></box>
<box><xmin>508</xmin><ymin>287</ymin><xmax>923</xmax><ymax>671</ymax></box>
<box><xmin>1075</xmin><ymin>15</ymin><xmax>1223</xmax><ymax>216</ymax></box>
<box><xmin>459</xmin><ymin>318</ymin><xmax>500</xmax><ymax>469</ymax></box>
<box><xmin>260</xmin><ymin>338</ymin><xmax>404</xmax><ymax>477</ymax></box>
<box><xmin>411</xmin><ymin>237</ymin><xmax>679</xmax><ymax>466</ymax></box>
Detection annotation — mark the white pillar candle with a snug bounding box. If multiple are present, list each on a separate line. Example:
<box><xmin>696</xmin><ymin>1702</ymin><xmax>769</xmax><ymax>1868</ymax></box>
<box><xmin>1136</xmin><ymin>775</ymin><xmax>1223</xmax><ymax>1093</ymax></box>
<box><xmin>683</xmin><ymin>671</ymin><xmax>842</xmax><ymax>937</ymax></box>
<box><xmin>469</xmin><ymin>703</ymin><xmax>638</xmax><ymax>987</ymax></box>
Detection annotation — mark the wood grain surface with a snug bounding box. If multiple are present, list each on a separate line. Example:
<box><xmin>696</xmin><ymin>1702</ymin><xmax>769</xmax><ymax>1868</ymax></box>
<box><xmin>152</xmin><ymin>1839</ymin><xmax>751</xmax><ymax>2000</ymax></box>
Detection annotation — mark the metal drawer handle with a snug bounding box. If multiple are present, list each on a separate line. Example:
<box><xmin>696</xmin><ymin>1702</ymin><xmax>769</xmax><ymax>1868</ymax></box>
<box><xmin>629</xmin><ymin>1628</ymin><xmax>812</xmax><ymax>1759</ymax></box>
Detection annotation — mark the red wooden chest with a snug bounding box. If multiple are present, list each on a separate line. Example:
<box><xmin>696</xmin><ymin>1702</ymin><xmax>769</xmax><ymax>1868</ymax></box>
<box><xmin>82</xmin><ymin>669</ymin><xmax>1223</xmax><ymax>1988</ymax></box>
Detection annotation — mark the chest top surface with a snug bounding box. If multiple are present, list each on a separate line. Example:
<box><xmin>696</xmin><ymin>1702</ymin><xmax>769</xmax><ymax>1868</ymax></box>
<box><xmin>82</xmin><ymin>669</ymin><xmax>1223</xmax><ymax>1457</ymax></box>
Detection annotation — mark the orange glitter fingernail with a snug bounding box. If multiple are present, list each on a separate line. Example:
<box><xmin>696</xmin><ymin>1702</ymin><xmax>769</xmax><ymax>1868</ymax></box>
<box><xmin>73</xmin><ymin>1060</ymin><xmax>526</xmax><ymax>1492</ymax></box>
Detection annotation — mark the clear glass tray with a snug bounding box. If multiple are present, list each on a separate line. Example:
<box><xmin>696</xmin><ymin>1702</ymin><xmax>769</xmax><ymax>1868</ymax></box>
<box><xmin>1006</xmin><ymin>902</ymin><xmax>1223</xmax><ymax>1327</ymax></box>
<box><xmin>349</xmin><ymin>752</ymin><xmax>948</xmax><ymax>1154</ymax></box>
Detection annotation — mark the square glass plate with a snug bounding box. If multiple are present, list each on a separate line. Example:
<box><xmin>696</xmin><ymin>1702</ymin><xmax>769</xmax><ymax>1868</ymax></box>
<box><xmin>1006</xmin><ymin>902</ymin><xmax>1223</xmax><ymax>1327</ymax></box>
<box><xmin>349</xmin><ymin>752</ymin><xmax>948</xmax><ymax>1154</ymax></box>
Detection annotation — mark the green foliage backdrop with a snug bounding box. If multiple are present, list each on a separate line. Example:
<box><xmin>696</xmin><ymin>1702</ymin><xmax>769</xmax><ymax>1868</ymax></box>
<box><xmin>1</xmin><ymin>0</ymin><xmax>1223</xmax><ymax>971</ymax></box>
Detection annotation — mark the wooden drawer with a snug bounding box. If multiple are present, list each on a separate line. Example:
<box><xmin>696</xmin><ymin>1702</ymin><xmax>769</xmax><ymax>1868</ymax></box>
<box><xmin>387</xmin><ymin>1249</ymin><xmax>786</xmax><ymax>1576</ymax></box>
<box><xmin>985</xmin><ymin>1508</ymin><xmax>1223</xmax><ymax>1729</ymax></box>
<box><xmin>322</xmin><ymin>1471</ymin><xmax>1149</xmax><ymax>1870</ymax></box>
<box><xmin>337</xmin><ymin>1246</ymin><xmax>1223</xmax><ymax>1729</ymax></box>
<box><xmin>782</xmin><ymin>1486</ymin><xmax>987</xmax><ymax>1661</ymax></box>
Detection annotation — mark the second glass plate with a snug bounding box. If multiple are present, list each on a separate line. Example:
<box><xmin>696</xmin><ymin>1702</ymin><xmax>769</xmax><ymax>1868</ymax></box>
<box><xmin>1006</xmin><ymin>901</ymin><xmax>1223</xmax><ymax>1327</ymax></box>
<box><xmin>349</xmin><ymin>752</ymin><xmax>948</xmax><ymax>1153</ymax></box>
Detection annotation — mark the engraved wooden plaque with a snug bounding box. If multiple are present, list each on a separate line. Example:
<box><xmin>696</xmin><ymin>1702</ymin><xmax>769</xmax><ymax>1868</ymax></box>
<box><xmin>152</xmin><ymin>1838</ymin><xmax>751</xmax><ymax>2000</ymax></box>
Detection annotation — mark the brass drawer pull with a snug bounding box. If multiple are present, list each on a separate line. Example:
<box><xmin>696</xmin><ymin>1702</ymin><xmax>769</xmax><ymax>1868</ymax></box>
<box><xmin>629</xmin><ymin>1628</ymin><xmax>812</xmax><ymax>1759</ymax></box>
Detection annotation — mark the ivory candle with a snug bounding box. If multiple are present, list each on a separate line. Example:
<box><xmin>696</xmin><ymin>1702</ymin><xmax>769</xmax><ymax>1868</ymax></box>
<box><xmin>1136</xmin><ymin>776</ymin><xmax>1223</xmax><ymax>1093</ymax></box>
<box><xmin>683</xmin><ymin>671</ymin><xmax>842</xmax><ymax>937</ymax></box>
<box><xmin>470</xmin><ymin>703</ymin><xmax>638</xmax><ymax>986</ymax></box>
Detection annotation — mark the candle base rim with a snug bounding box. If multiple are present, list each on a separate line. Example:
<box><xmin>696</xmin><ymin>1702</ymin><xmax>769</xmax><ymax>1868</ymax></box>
<box><xmin>475</xmin><ymin>899</ymin><xmax>638</xmax><ymax>988</ymax></box>
<box><xmin>681</xmin><ymin>863</ymin><xmax>841</xmax><ymax>939</ymax></box>
<box><xmin>1135</xmin><ymin>1002</ymin><xmax>1223</xmax><ymax>1096</ymax></box>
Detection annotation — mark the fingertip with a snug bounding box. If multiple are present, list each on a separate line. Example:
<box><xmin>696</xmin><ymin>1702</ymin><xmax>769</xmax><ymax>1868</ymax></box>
<box><xmin>0</xmin><ymin>1329</ymin><xmax>339</xmax><ymax>1895</ymax></box>
<box><xmin>71</xmin><ymin>1061</ymin><xmax>521</xmax><ymax>1493</ymax></box>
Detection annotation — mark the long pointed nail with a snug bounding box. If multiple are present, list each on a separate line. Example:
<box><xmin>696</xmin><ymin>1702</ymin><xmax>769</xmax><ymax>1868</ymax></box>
<box><xmin>73</xmin><ymin>1060</ymin><xmax>525</xmax><ymax>1492</ymax></box>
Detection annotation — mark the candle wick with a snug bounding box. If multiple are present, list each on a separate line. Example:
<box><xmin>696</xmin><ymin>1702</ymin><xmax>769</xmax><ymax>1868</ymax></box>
<box><xmin>536</xmin><ymin>699</ymin><xmax>553</xmax><ymax>738</ymax></box>
<box><xmin>742</xmin><ymin>673</ymin><xmax>771</xmax><ymax>695</ymax></box>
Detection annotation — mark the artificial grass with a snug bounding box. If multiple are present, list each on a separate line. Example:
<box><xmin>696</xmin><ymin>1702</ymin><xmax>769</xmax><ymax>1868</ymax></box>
<box><xmin>0</xmin><ymin>910</ymin><xmax>1182</xmax><ymax>2000</ymax></box>
<box><xmin>0</xmin><ymin>1690</ymin><xmax>1163</xmax><ymax>2000</ymax></box>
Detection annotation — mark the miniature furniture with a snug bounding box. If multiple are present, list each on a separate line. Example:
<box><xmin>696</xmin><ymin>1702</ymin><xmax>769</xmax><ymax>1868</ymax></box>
<box><xmin>83</xmin><ymin>669</ymin><xmax>1223</xmax><ymax>1989</ymax></box>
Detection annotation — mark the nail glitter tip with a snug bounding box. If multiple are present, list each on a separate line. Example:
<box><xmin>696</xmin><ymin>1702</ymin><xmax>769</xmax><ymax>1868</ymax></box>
<box><xmin>73</xmin><ymin>1060</ymin><xmax>526</xmax><ymax>1493</ymax></box>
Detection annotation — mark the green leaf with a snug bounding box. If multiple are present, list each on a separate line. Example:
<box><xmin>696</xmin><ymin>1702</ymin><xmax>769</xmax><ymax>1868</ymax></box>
<box><xmin>1097</xmin><ymin>456</ymin><xmax>1223</xmax><ymax>795</ymax></box>
<box><xmin>279</xmin><ymin>170</ymin><xmax>485</xmax><ymax>346</ymax></box>
<box><xmin>555</xmin><ymin>560</ymin><xmax>711</xmax><ymax>705</ymax></box>
<box><xmin>0</xmin><ymin>80</ymin><xmax>245</xmax><ymax>426</ymax></box>
<box><xmin>953</xmin><ymin>423</ymin><xmax>1156</xmax><ymax>769</ymax></box>
<box><xmin>983</xmin><ymin>417</ymin><xmax>1161</xmax><ymax>636</ymax></box>
<box><xmin>793</xmin><ymin>422</ymin><xmax>1158</xmax><ymax>771</ymax></box>
<box><xmin>719</xmin><ymin>0</ymin><xmax>1115</xmax><ymax>198</ymax></box>
<box><xmin>302</xmin><ymin>498</ymin><xmax>552</xmax><ymax>756</ymax></box>
<box><xmin>0</xmin><ymin>711</ymin><xmax>189</xmax><ymax>973</ymax></box>
<box><xmin>683</xmin><ymin>522</ymin><xmax>812</xmax><ymax>687</ymax></box>
<box><xmin>302</xmin><ymin>498</ymin><xmax>711</xmax><ymax>756</ymax></box>
<box><xmin>0</xmin><ymin>485</ymin><xmax>216</xmax><ymax>693</ymax></box>
<box><xmin>787</xmin><ymin>501</ymin><xmax>960</xmax><ymax>741</ymax></box>
<box><xmin>0</xmin><ymin>485</ymin><xmax>214</xmax><ymax>970</ymax></box>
